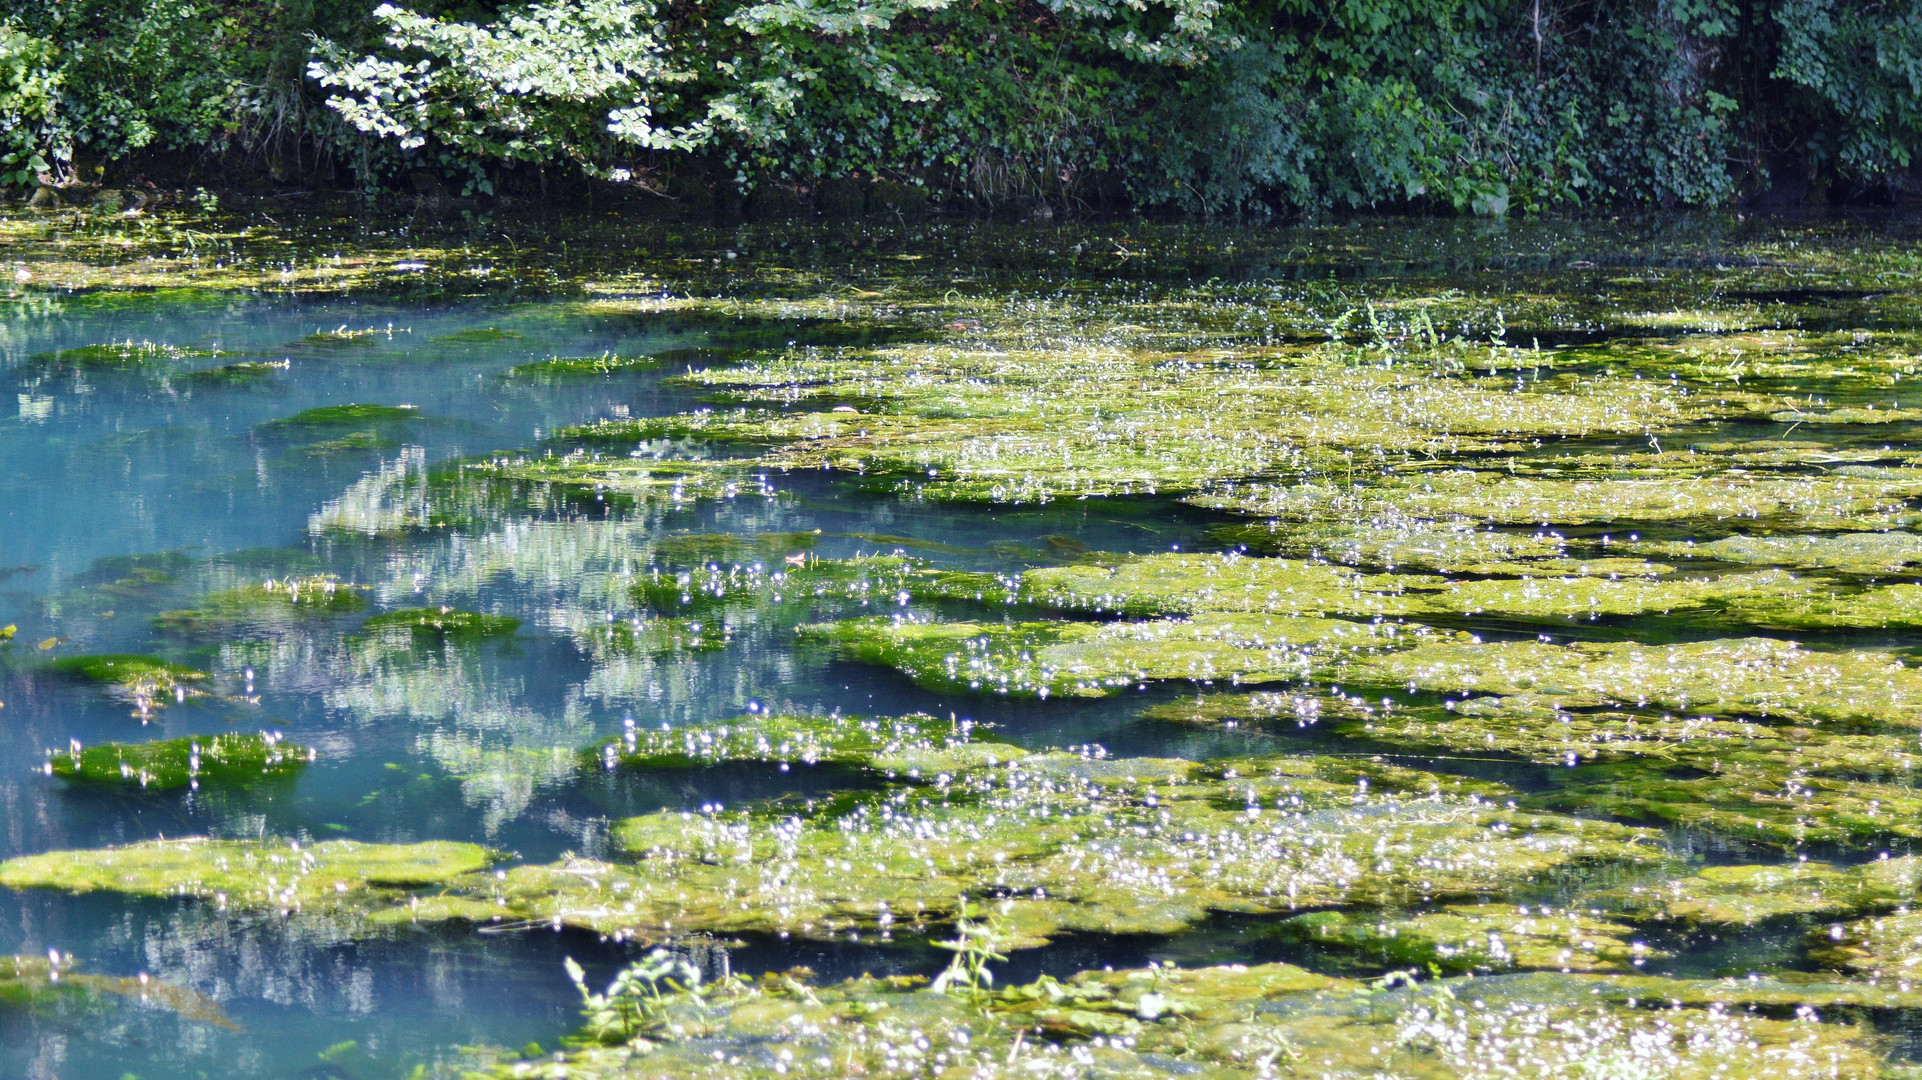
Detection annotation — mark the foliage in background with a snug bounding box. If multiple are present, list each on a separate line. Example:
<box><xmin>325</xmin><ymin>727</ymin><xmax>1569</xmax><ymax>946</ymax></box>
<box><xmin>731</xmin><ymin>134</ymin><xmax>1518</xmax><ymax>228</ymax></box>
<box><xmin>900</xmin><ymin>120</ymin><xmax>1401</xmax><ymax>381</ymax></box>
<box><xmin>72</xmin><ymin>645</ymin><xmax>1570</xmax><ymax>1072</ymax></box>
<box><xmin>1</xmin><ymin>0</ymin><xmax>1920</xmax><ymax>214</ymax></box>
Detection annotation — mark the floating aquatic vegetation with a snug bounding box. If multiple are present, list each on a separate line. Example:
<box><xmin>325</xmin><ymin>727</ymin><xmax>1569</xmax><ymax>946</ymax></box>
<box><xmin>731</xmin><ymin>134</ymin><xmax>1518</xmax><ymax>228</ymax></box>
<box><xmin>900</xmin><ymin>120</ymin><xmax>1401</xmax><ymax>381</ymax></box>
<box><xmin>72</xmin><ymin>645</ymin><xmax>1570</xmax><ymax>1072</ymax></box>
<box><xmin>48</xmin><ymin>654</ymin><xmax>209</xmax><ymax>712</ymax></box>
<box><xmin>1271</xmin><ymin>903</ymin><xmax>1660</xmax><ymax>974</ymax></box>
<box><xmin>1194</xmin><ymin>470</ymin><xmax>1922</xmax><ymax>533</ymax></box>
<box><xmin>0</xmin><ymin>838</ymin><xmax>493</xmax><ymax>915</ymax></box>
<box><xmin>152</xmin><ymin>575</ymin><xmax>368</xmax><ymax>636</ymax></box>
<box><xmin>476</xmin><ymin>751</ymin><xmax>1661</xmax><ymax>948</ymax></box>
<box><xmin>805</xmin><ymin>613</ymin><xmax>1416</xmax><ymax>697</ymax></box>
<box><xmin>1807</xmin><ymin>910</ymin><xmax>1922</xmax><ymax>978</ymax></box>
<box><xmin>635</xmin><ymin>554</ymin><xmax>924</xmax><ymax>623</ymax></box>
<box><xmin>1637</xmin><ymin>532</ymin><xmax>1922</xmax><ymax>574</ymax></box>
<box><xmin>590</xmin><ymin>712</ymin><xmax>1015</xmax><ymax>775</ymax></box>
<box><xmin>1338</xmin><ymin>636</ymin><xmax>1922</xmax><ymax>729</ymax></box>
<box><xmin>929</xmin><ymin>554</ymin><xmax>1430</xmax><ymax>619</ymax></box>
<box><xmin>1586</xmin><ymin>857</ymin><xmax>1922</xmax><ymax>927</ymax></box>
<box><xmin>477</xmin><ymin>958</ymin><xmax>1890</xmax><ymax>1080</ymax></box>
<box><xmin>505</xmin><ymin>352</ymin><xmax>659</xmax><ymax>379</ymax></box>
<box><xmin>613</xmin><ymin>339</ymin><xmax>1765</xmax><ymax>505</ymax></box>
<box><xmin>929</xmin><ymin>550</ymin><xmax>1922</xmax><ymax>644</ymax></box>
<box><xmin>360</xmin><ymin>607</ymin><xmax>521</xmax><ymax>640</ymax></box>
<box><xmin>47</xmin><ymin>733</ymin><xmax>314</xmax><ymax>791</ymax></box>
<box><xmin>1162</xmin><ymin>689</ymin><xmax>1922</xmax><ymax>849</ymax></box>
<box><xmin>1211</xmin><ymin>518</ymin><xmax>1574</xmax><ymax>573</ymax></box>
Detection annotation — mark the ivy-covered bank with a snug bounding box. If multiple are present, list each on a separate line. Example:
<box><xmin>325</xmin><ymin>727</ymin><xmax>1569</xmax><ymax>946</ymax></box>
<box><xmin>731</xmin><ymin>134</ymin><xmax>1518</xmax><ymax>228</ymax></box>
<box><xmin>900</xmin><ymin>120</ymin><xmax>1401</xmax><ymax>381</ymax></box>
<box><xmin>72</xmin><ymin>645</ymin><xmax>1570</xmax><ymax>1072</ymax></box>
<box><xmin>4</xmin><ymin>0</ymin><xmax>1922</xmax><ymax>214</ymax></box>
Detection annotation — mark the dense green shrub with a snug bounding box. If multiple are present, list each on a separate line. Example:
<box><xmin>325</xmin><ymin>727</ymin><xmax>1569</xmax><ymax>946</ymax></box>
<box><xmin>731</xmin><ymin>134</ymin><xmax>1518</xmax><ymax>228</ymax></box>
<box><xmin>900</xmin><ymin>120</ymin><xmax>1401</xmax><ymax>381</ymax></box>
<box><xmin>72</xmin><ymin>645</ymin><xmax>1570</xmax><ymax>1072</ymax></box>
<box><xmin>3</xmin><ymin>0</ymin><xmax>1920</xmax><ymax>213</ymax></box>
<box><xmin>0</xmin><ymin>26</ymin><xmax>63</xmax><ymax>188</ymax></box>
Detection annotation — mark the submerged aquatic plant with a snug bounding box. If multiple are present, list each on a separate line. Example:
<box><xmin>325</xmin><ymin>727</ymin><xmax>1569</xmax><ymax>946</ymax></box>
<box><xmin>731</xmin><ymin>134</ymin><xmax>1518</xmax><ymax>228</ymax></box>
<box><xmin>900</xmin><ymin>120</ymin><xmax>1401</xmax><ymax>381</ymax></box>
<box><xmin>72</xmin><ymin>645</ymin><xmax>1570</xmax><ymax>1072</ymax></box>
<box><xmin>153</xmin><ymin>575</ymin><xmax>368</xmax><ymax>635</ymax></box>
<box><xmin>360</xmin><ymin>607</ymin><xmax>521</xmax><ymax>639</ymax></box>
<box><xmin>48</xmin><ymin>654</ymin><xmax>209</xmax><ymax>713</ymax></box>
<box><xmin>48</xmin><ymin>732</ymin><xmax>313</xmax><ymax>791</ymax></box>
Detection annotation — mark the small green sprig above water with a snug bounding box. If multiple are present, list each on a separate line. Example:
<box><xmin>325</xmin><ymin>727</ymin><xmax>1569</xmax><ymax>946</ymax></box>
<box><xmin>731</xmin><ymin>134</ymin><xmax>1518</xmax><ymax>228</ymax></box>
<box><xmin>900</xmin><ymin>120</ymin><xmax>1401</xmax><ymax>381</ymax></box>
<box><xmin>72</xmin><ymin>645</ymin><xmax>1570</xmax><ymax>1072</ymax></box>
<box><xmin>47</xmin><ymin>732</ymin><xmax>314</xmax><ymax>791</ymax></box>
<box><xmin>564</xmin><ymin>949</ymin><xmax>705</xmax><ymax>1045</ymax></box>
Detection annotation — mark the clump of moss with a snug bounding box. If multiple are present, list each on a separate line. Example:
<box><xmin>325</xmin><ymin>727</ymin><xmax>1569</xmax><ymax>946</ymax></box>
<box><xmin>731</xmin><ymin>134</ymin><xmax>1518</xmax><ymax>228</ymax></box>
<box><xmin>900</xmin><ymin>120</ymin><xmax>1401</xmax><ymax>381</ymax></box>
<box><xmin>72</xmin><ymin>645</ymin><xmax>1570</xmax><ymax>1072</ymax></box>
<box><xmin>361</xmin><ymin>607</ymin><xmax>521</xmax><ymax>640</ymax></box>
<box><xmin>48</xmin><ymin>733</ymin><xmax>314</xmax><ymax>791</ymax></box>
<box><xmin>1808</xmin><ymin>909</ymin><xmax>1922</xmax><ymax>977</ymax></box>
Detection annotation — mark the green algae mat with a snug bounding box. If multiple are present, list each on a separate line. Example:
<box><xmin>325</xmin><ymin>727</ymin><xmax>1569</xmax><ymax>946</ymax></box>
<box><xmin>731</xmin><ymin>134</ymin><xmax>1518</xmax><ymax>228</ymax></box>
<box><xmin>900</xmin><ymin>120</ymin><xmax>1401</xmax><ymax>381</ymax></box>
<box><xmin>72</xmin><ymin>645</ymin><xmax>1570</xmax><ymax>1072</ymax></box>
<box><xmin>12</xmin><ymin>210</ymin><xmax>1922</xmax><ymax>1076</ymax></box>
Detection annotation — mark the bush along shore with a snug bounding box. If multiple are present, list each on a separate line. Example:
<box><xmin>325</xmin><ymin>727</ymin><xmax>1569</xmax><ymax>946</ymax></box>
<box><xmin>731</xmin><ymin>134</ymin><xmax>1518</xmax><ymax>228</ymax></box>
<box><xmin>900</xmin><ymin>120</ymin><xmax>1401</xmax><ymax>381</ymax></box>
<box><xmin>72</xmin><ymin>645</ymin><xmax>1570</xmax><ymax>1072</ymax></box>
<box><xmin>4</xmin><ymin>0</ymin><xmax>1922</xmax><ymax>216</ymax></box>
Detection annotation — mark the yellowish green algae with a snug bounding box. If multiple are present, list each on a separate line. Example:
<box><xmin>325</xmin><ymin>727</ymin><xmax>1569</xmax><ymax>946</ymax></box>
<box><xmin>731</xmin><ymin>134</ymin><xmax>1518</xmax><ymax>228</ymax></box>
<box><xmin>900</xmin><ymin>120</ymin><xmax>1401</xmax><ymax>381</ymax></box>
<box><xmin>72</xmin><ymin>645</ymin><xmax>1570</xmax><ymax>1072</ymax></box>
<box><xmin>1269</xmin><ymin>904</ymin><xmax>1664</xmax><ymax>974</ymax></box>
<box><xmin>0</xmin><ymin>838</ymin><xmax>493</xmax><ymax>914</ymax></box>
<box><xmin>470</xmin><ymin>959</ymin><xmax>1889</xmax><ymax>1080</ymax></box>
<box><xmin>1338</xmin><ymin>637</ymin><xmax>1922</xmax><ymax>729</ymax></box>
<box><xmin>22</xmin><ymin>214</ymin><xmax>1922</xmax><ymax>1073</ymax></box>
<box><xmin>804</xmin><ymin>614</ymin><xmax>1416</xmax><ymax>696</ymax></box>
<box><xmin>498</xmin><ymin>751</ymin><xmax>1660</xmax><ymax>948</ymax></box>
<box><xmin>590</xmin><ymin>712</ymin><xmax>1014</xmax><ymax>774</ymax></box>
<box><xmin>1585</xmin><ymin>857</ymin><xmax>1922</xmax><ymax>927</ymax></box>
